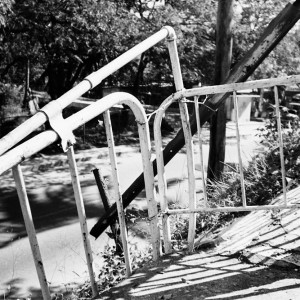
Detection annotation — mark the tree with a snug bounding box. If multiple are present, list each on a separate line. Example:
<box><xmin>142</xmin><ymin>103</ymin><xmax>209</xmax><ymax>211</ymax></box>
<box><xmin>0</xmin><ymin>0</ymin><xmax>142</xmax><ymax>98</ymax></box>
<box><xmin>207</xmin><ymin>0</ymin><xmax>233</xmax><ymax>180</ymax></box>
<box><xmin>3</xmin><ymin>0</ymin><xmax>298</xmax><ymax>102</ymax></box>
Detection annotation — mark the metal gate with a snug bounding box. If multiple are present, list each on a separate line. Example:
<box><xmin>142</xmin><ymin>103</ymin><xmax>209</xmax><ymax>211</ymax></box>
<box><xmin>154</xmin><ymin>75</ymin><xmax>300</xmax><ymax>254</ymax></box>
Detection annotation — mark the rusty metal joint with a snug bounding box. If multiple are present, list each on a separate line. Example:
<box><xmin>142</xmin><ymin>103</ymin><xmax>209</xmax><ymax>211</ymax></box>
<box><xmin>147</xmin><ymin>214</ymin><xmax>158</xmax><ymax>222</ymax></box>
<box><xmin>136</xmin><ymin>119</ymin><xmax>147</xmax><ymax>126</ymax></box>
<box><xmin>177</xmin><ymin>90</ymin><xmax>186</xmax><ymax>101</ymax></box>
<box><xmin>161</xmin><ymin>211</ymin><xmax>170</xmax><ymax>217</ymax></box>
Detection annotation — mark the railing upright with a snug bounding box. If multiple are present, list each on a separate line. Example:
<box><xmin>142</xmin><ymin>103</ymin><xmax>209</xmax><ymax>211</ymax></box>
<box><xmin>166</xmin><ymin>29</ymin><xmax>197</xmax><ymax>252</ymax></box>
<box><xmin>67</xmin><ymin>146</ymin><xmax>98</xmax><ymax>296</ymax></box>
<box><xmin>103</xmin><ymin>110</ymin><xmax>132</xmax><ymax>276</ymax></box>
<box><xmin>154</xmin><ymin>101</ymin><xmax>172</xmax><ymax>254</ymax></box>
<box><xmin>136</xmin><ymin>111</ymin><xmax>161</xmax><ymax>260</ymax></box>
<box><xmin>12</xmin><ymin>165</ymin><xmax>51</xmax><ymax>300</ymax></box>
<box><xmin>274</xmin><ymin>85</ymin><xmax>287</xmax><ymax>205</ymax></box>
<box><xmin>233</xmin><ymin>91</ymin><xmax>247</xmax><ymax>207</ymax></box>
<box><xmin>194</xmin><ymin>96</ymin><xmax>208</xmax><ymax>207</ymax></box>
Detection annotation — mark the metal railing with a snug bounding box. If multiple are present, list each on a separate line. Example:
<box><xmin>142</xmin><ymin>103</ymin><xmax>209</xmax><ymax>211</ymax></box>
<box><xmin>1</xmin><ymin>92</ymin><xmax>160</xmax><ymax>299</ymax></box>
<box><xmin>154</xmin><ymin>74</ymin><xmax>300</xmax><ymax>254</ymax></box>
<box><xmin>2</xmin><ymin>22</ymin><xmax>300</xmax><ymax>298</ymax></box>
<box><xmin>0</xmin><ymin>26</ymin><xmax>178</xmax><ymax>299</ymax></box>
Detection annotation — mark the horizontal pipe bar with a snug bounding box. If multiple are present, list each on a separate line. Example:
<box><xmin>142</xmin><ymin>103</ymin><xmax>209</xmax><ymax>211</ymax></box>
<box><xmin>182</xmin><ymin>74</ymin><xmax>300</xmax><ymax>99</ymax></box>
<box><xmin>166</xmin><ymin>204</ymin><xmax>300</xmax><ymax>214</ymax></box>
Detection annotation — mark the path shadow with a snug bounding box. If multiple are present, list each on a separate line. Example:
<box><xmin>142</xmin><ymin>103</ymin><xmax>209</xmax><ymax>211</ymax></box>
<box><xmin>0</xmin><ymin>184</ymin><xmax>103</xmax><ymax>249</ymax></box>
<box><xmin>0</xmin><ymin>277</ymin><xmax>81</xmax><ymax>300</ymax></box>
<box><xmin>99</xmin><ymin>251</ymin><xmax>300</xmax><ymax>299</ymax></box>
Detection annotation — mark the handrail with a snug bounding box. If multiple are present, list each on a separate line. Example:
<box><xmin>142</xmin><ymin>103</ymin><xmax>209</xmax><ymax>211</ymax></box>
<box><xmin>0</xmin><ymin>26</ymin><xmax>176</xmax><ymax>156</ymax></box>
<box><xmin>1</xmin><ymin>92</ymin><xmax>160</xmax><ymax>299</ymax></box>
<box><xmin>0</xmin><ymin>92</ymin><xmax>153</xmax><ymax>174</ymax></box>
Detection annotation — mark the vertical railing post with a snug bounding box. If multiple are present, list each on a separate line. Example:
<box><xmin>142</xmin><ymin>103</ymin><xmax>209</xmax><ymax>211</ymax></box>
<box><xmin>274</xmin><ymin>86</ymin><xmax>287</xmax><ymax>205</ymax></box>
<box><xmin>233</xmin><ymin>91</ymin><xmax>247</xmax><ymax>207</ymax></box>
<box><xmin>137</xmin><ymin>117</ymin><xmax>161</xmax><ymax>260</ymax></box>
<box><xmin>166</xmin><ymin>29</ymin><xmax>197</xmax><ymax>252</ymax></box>
<box><xmin>12</xmin><ymin>164</ymin><xmax>51</xmax><ymax>300</ymax></box>
<box><xmin>67</xmin><ymin>147</ymin><xmax>98</xmax><ymax>297</ymax></box>
<box><xmin>194</xmin><ymin>96</ymin><xmax>208</xmax><ymax>207</ymax></box>
<box><xmin>154</xmin><ymin>112</ymin><xmax>172</xmax><ymax>254</ymax></box>
<box><xmin>103</xmin><ymin>110</ymin><xmax>132</xmax><ymax>275</ymax></box>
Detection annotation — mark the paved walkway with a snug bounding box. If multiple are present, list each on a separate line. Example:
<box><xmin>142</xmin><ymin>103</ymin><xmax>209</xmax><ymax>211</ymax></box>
<box><xmin>98</xmin><ymin>178</ymin><xmax>300</xmax><ymax>300</ymax></box>
<box><xmin>99</xmin><ymin>251</ymin><xmax>300</xmax><ymax>299</ymax></box>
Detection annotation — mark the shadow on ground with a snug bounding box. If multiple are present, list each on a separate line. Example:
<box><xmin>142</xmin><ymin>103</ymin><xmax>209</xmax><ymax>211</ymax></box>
<box><xmin>0</xmin><ymin>184</ymin><xmax>103</xmax><ymax>249</ymax></box>
<box><xmin>0</xmin><ymin>277</ymin><xmax>83</xmax><ymax>300</ymax></box>
<box><xmin>100</xmin><ymin>251</ymin><xmax>300</xmax><ymax>299</ymax></box>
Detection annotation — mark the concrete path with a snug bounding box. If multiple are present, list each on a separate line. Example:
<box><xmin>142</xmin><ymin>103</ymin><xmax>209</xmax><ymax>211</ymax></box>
<box><xmin>98</xmin><ymin>121</ymin><xmax>300</xmax><ymax>300</ymax></box>
<box><xmin>99</xmin><ymin>251</ymin><xmax>300</xmax><ymax>300</ymax></box>
<box><xmin>0</xmin><ymin>120</ymin><xmax>280</xmax><ymax>299</ymax></box>
<box><xmin>99</xmin><ymin>185</ymin><xmax>300</xmax><ymax>300</ymax></box>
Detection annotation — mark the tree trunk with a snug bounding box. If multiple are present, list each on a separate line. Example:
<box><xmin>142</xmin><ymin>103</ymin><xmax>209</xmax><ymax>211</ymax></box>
<box><xmin>22</xmin><ymin>58</ymin><xmax>30</xmax><ymax>109</ymax></box>
<box><xmin>207</xmin><ymin>0</ymin><xmax>233</xmax><ymax>180</ymax></box>
<box><xmin>90</xmin><ymin>0</ymin><xmax>300</xmax><ymax>239</ymax></box>
<box><xmin>133</xmin><ymin>53</ymin><xmax>146</xmax><ymax>96</ymax></box>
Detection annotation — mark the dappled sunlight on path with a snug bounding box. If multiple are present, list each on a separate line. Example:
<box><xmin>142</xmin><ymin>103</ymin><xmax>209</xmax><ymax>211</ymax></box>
<box><xmin>100</xmin><ymin>251</ymin><xmax>300</xmax><ymax>299</ymax></box>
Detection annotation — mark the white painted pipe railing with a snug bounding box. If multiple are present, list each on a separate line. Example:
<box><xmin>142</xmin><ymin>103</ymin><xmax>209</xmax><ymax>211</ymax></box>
<box><xmin>0</xmin><ymin>27</ymin><xmax>179</xmax><ymax>297</ymax></box>
<box><xmin>12</xmin><ymin>165</ymin><xmax>51</xmax><ymax>300</ymax></box>
<box><xmin>0</xmin><ymin>92</ymin><xmax>160</xmax><ymax>298</ymax></box>
<box><xmin>166</xmin><ymin>30</ymin><xmax>197</xmax><ymax>253</ymax></box>
<box><xmin>2</xmin><ymin>21</ymin><xmax>300</xmax><ymax>298</ymax></box>
<box><xmin>194</xmin><ymin>96</ymin><xmax>207</xmax><ymax>207</ymax></box>
<box><xmin>274</xmin><ymin>86</ymin><xmax>287</xmax><ymax>206</ymax></box>
<box><xmin>0</xmin><ymin>26</ymin><xmax>178</xmax><ymax>299</ymax></box>
<box><xmin>67</xmin><ymin>146</ymin><xmax>98</xmax><ymax>295</ymax></box>
<box><xmin>233</xmin><ymin>91</ymin><xmax>247</xmax><ymax>207</ymax></box>
<box><xmin>154</xmin><ymin>75</ymin><xmax>300</xmax><ymax>253</ymax></box>
<box><xmin>103</xmin><ymin>110</ymin><xmax>132</xmax><ymax>276</ymax></box>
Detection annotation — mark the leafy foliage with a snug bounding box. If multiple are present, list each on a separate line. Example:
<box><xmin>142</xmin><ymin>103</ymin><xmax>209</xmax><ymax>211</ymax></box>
<box><xmin>1</xmin><ymin>0</ymin><xmax>299</xmax><ymax>102</ymax></box>
<box><xmin>0</xmin><ymin>82</ymin><xmax>24</xmax><ymax>121</ymax></box>
<box><xmin>0</xmin><ymin>0</ymin><xmax>142</xmax><ymax>97</ymax></box>
<box><xmin>0</xmin><ymin>0</ymin><xmax>13</xmax><ymax>26</ymax></box>
<box><xmin>234</xmin><ymin>0</ymin><xmax>300</xmax><ymax>79</ymax></box>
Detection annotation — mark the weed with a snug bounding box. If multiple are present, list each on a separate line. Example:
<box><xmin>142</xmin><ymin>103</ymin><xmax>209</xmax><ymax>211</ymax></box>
<box><xmin>76</xmin><ymin>245</ymin><xmax>152</xmax><ymax>298</ymax></box>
